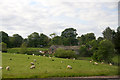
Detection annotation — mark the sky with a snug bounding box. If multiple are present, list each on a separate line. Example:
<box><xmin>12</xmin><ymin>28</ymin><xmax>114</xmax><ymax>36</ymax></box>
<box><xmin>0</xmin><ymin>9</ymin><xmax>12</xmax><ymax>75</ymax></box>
<box><xmin>0</xmin><ymin>0</ymin><xmax>119</xmax><ymax>38</ymax></box>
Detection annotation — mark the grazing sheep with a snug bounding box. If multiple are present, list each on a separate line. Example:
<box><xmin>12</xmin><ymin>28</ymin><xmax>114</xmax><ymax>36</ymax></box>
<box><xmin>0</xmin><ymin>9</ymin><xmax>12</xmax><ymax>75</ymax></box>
<box><xmin>109</xmin><ymin>63</ymin><xmax>112</xmax><ymax>66</ymax></box>
<box><xmin>43</xmin><ymin>55</ymin><xmax>45</xmax><ymax>57</ymax></box>
<box><xmin>30</xmin><ymin>65</ymin><xmax>35</xmax><ymax>69</ymax></box>
<box><xmin>6</xmin><ymin>66</ymin><xmax>10</xmax><ymax>71</ymax></box>
<box><xmin>32</xmin><ymin>54</ymin><xmax>35</xmax><ymax>56</ymax></box>
<box><xmin>73</xmin><ymin>58</ymin><xmax>75</xmax><ymax>60</ymax></box>
<box><xmin>0</xmin><ymin>66</ymin><xmax>3</xmax><ymax>70</ymax></box>
<box><xmin>101</xmin><ymin>62</ymin><xmax>104</xmax><ymax>64</ymax></box>
<box><xmin>31</xmin><ymin>62</ymin><xmax>34</xmax><ymax>65</ymax></box>
<box><xmin>67</xmin><ymin>65</ymin><xmax>72</xmax><ymax>69</ymax></box>
<box><xmin>94</xmin><ymin>62</ymin><xmax>98</xmax><ymax>65</ymax></box>
<box><xmin>90</xmin><ymin>61</ymin><xmax>92</xmax><ymax>63</ymax></box>
<box><xmin>34</xmin><ymin>59</ymin><xmax>36</xmax><ymax>62</ymax></box>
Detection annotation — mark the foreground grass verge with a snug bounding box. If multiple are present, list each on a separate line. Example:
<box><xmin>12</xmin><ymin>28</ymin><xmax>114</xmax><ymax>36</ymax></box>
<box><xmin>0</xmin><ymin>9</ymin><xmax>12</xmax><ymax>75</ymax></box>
<box><xmin>2</xmin><ymin>53</ymin><xmax>119</xmax><ymax>78</ymax></box>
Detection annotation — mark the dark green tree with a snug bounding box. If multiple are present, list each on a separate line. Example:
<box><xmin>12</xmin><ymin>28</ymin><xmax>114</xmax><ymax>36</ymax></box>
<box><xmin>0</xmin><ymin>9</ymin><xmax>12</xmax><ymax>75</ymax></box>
<box><xmin>113</xmin><ymin>26</ymin><xmax>120</xmax><ymax>54</ymax></box>
<box><xmin>102</xmin><ymin>27</ymin><xmax>115</xmax><ymax>42</ymax></box>
<box><xmin>0</xmin><ymin>31</ymin><xmax>9</xmax><ymax>47</ymax></box>
<box><xmin>12</xmin><ymin>34</ymin><xmax>23</xmax><ymax>47</ymax></box>
<box><xmin>50</xmin><ymin>36</ymin><xmax>63</xmax><ymax>45</ymax></box>
<box><xmin>92</xmin><ymin>39</ymin><xmax>114</xmax><ymax>62</ymax></box>
<box><xmin>61</xmin><ymin>28</ymin><xmax>78</xmax><ymax>46</ymax></box>
<box><xmin>27</xmin><ymin>32</ymin><xmax>40</xmax><ymax>47</ymax></box>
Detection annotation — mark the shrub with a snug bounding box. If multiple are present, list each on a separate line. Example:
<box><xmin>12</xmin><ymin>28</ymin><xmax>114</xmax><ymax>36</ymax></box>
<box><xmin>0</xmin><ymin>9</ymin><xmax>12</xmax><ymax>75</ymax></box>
<box><xmin>54</xmin><ymin>48</ymin><xmax>76</xmax><ymax>58</ymax></box>
<box><xmin>92</xmin><ymin>39</ymin><xmax>115</xmax><ymax>62</ymax></box>
<box><xmin>20</xmin><ymin>42</ymin><xmax>27</xmax><ymax>54</ymax></box>
<box><xmin>78</xmin><ymin>45</ymin><xmax>89</xmax><ymax>57</ymax></box>
<box><xmin>0</xmin><ymin>42</ymin><xmax>7</xmax><ymax>52</ymax></box>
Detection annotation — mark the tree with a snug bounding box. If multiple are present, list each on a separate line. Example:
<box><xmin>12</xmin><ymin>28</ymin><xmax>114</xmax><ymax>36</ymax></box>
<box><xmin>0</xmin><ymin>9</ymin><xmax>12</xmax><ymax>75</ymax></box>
<box><xmin>113</xmin><ymin>26</ymin><xmax>120</xmax><ymax>54</ymax></box>
<box><xmin>97</xmin><ymin>37</ymin><xmax>104</xmax><ymax>42</ymax></box>
<box><xmin>12</xmin><ymin>34</ymin><xmax>23</xmax><ymax>47</ymax></box>
<box><xmin>27</xmin><ymin>32</ymin><xmax>40</xmax><ymax>47</ymax></box>
<box><xmin>61</xmin><ymin>28</ymin><xmax>78</xmax><ymax>46</ymax></box>
<box><xmin>92</xmin><ymin>39</ymin><xmax>114</xmax><ymax>62</ymax></box>
<box><xmin>39</xmin><ymin>33</ymin><xmax>49</xmax><ymax>47</ymax></box>
<box><xmin>0</xmin><ymin>31</ymin><xmax>9</xmax><ymax>47</ymax></box>
<box><xmin>50</xmin><ymin>36</ymin><xmax>63</xmax><ymax>45</ymax></box>
<box><xmin>78</xmin><ymin>33</ymin><xmax>96</xmax><ymax>45</ymax></box>
<box><xmin>49</xmin><ymin>33</ymin><xmax>57</xmax><ymax>38</ymax></box>
<box><xmin>102</xmin><ymin>27</ymin><xmax>115</xmax><ymax>42</ymax></box>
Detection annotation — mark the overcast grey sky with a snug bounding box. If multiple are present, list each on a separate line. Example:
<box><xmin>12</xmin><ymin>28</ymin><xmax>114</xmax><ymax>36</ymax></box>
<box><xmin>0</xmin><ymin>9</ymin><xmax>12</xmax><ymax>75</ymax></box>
<box><xmin>0</xmin><ymin>0</ymin><xmax>119</xmax><ymax>38</ymax></box>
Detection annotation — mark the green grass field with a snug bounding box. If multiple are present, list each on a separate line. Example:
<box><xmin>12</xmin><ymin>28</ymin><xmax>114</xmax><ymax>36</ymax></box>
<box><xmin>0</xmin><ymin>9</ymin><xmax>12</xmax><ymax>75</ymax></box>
<box><xmin>2</xmin><ymin>53</ymin><xmax>119</xmax><ymax>78</ymax></box>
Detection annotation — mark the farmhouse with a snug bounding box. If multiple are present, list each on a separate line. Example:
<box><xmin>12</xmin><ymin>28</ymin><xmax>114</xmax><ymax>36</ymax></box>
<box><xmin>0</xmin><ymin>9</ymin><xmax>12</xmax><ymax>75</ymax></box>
<box><xmin>49</xmin><ymin>45</ymin><xmax>80</xmax><ymax>54</ymax></box>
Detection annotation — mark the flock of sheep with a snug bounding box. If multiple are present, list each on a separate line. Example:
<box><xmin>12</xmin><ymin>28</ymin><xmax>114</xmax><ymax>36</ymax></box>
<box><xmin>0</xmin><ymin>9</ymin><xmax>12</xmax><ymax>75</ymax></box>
<box><xmin>0</xmin><ymin>52</ymin><xmax>113</xmax><ymax>71</ymax></box>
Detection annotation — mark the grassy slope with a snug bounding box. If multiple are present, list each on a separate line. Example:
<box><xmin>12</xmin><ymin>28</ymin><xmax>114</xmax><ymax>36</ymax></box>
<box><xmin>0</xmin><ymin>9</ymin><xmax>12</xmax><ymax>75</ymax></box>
<box><xmin>2</xmin><ymin>53</ymin><xmax>118</xmax><ymax>78</ymax></box>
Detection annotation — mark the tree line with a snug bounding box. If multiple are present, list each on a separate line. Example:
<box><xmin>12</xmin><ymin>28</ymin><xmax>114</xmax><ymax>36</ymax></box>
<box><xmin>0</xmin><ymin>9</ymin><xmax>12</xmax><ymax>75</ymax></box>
<box><xmin>0</xmin><ymin>27</ymin><xmax>120</xmax><ymax>55</ymax></box>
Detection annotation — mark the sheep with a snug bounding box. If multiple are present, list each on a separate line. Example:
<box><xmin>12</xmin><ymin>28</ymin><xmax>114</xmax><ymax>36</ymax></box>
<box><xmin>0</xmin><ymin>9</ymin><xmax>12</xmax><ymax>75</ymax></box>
<box><xmin>31</xmin><ymin>62</ymin><xmax>34</xmax><ymax>65</ymax></box>
<box><xmin>32</xmin><ymin>54</ymin><xmax>35</xmax><ymax>56</ymax></box>
<box><xmin>34</xmin><ymin>59</ymin><xmax>36</xmax><ymax>62</ymax></box>
<box><xmin>73</xmin><ymin>58</ymin><xmax>75</xmax><ymax>60</ymax></box>
<box><xmin>67</xmin><ymin>65</ymin><xmax>72</xmax><ymax>69</ymax></box>
<box><xmin>101</xmin><ymin>62</ymin><xmax>104</xmax><ymax>64</ymax></box>
<box><xmin>61</xmin><ymin>61</ymin><xmax>63</xmax><ymax>63</ymax></box>
<box><xmin>43</xmin><ymin>55</ymin><xmax>45</xmax><ymax>57</ymax></box>
<box><xmin>94</xmin><ymin>62</ymin><xmax>98</xmax><ymax>65</ymax></box>
<box><xmin>0</xmin><ymin>66</ymin><xmax>3</xmax><ymax>70</ymax></box>
<box><xmin>30</xmin><ymin>65</ymin><xmax>35</xmax><ymax>69</ymax></box>
<box><xmin>109</xmin><ymin>63</ymin><xmax>112</xmax><ymax>66</ymax></box>
<box><xmin>90</xmin><ymin>61</ymin><xmax>92</xmax><ymax>63</ymax></box>
<box><xmin>6</xmin><ymin>66</ymin><xmax>10</xmax><ymax>71</ymax></box>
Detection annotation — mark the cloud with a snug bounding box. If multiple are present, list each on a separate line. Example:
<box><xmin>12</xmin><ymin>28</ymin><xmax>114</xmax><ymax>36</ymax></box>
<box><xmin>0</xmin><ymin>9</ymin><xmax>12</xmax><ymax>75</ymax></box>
<box><xmin>0</xmin><ymin>0</ymin><xmax>118</xmax><ymax>38</ymax></box>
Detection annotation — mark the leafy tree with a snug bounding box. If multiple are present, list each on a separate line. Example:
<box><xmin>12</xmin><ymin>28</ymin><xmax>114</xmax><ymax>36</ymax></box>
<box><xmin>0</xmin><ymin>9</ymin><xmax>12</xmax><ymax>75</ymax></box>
<box><xmin>12</xmin><ymin>34</ymin><xmax>23</xmax><ymax>47</ymax></box>
<box><xmin>102</xmin><ymin>27</ymin><xmax>115</xmax><ymax>42</ymax></box>
<box><xmin>50</xmin><ymin>36</ymin><xmax>63</xmax><ymax>45</ymax></box>
<box><xmin>49</xmin><ymin>33</ymin><xmax>57</xmax><ymax>38</ymax></box>
<box><xmin>61</xmin><ymin>28</ymin><xmax>78</xmax><ymax>46</ymax></box>
<box><xmin>92</xmin><ymin>39</ymin><xmax>114</xmax><ymax>62</ymax></box>
<box><xmin>78</xmin><ymin>33</ymin><xmax>96</xmax><ymax>45</ymax></box>
<box><xmin>79</xmin><ymin>45</ymin><xmax>88</xmax><ymax>57</ymax></box>
<box><xmin>0</xmin><ymin>31</ymin><xmax>9</xmax><ymax>47</ymax></box>
<box><xmin>97</xmin><ymin>37</ymin><xmax>104</xmax><ymax>42</ymax></box>
<box><xmin>39</xmin><ymin>33</ymin><xmax>49</xmax><ymax>47</ymax></box>
<box><xmin>27</xmin><ymin>32</ymin><xmax>40</xmax><ymax>47</ymax></box>
<box><xmin>113</xmin><ymin>26</ymin><xmax>120</xmax><ymax>54</ymax></box>
<box><xmin>0</xmin><ymin>42</ymin><xmax>7</xmax><ymax>52</ymax></box>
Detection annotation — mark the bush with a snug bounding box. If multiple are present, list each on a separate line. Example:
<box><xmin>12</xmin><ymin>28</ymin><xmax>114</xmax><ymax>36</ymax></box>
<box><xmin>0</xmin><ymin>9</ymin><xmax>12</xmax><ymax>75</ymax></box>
<box><xmin>78</xmin><ymin>45</ymin><xmax>89</xmax><ymax>57</ymax></box>
<box><xmin>54</xmin><ymin>48</ymin><xmax>76</xmax><ymax>58</ymax></box>
<box><xmin>20</xmin><ymin>42</ymin><xmax>27</xmax><ymax>54</ymax></box>
<box><xmin>0</xmin><ymin>42</ymin><xmax>7</xmax><ymax>52</ymax></box>
<box><xmin>92</xmin><ymin>39</ymin><xmax>115</xmax><ymax>62</ymax></box>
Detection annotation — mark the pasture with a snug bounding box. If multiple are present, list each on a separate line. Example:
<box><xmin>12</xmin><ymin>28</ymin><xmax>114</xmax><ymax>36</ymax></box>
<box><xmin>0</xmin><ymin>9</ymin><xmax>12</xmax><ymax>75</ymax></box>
<box><xmin>2</xmin><ymin>53</ymin><xmax>119</xmax><ymax>78</ymax></box>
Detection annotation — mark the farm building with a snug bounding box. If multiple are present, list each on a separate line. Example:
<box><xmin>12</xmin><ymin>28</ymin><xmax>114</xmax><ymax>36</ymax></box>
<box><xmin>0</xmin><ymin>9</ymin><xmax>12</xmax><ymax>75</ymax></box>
<box><xmin>49</xmin><ymin>45</ymin><xmax>80</xmax><ymax>54</ymax></box>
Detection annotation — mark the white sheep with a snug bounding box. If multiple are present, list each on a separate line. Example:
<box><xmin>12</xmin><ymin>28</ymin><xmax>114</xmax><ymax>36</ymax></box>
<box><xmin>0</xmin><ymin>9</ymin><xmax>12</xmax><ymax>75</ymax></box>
<box><xmin>109</xmin><ymin>63</ymin><xmax>112</xmax><ymax>66</ymax></box>
<box><xmin>101</xmin><ymin>62</ymin><xmax>104</xmax><ymax>64</ymax></box>
<box><xmin>67</xmin><ymin>65</ymin><xmax>72</xmax><ymax>69</ymax></box>
<box><xmin>94</xmin><ymin>62</ymin><xmax>98</xmax><ymax>65</ymax></box>
<box><xmin>0</xmin><ymin>66</ymin><xmax>3</xmax><ymax>70</ymax></box>
<box><xmin>31</xmin><ymin>62</ymin><xmax>34</xmax><ymax>65</ymax></box>
<box><xmin>32</xmin><ymin>54</ymin><xmax>34</xmax><ymax>56</ymax></box>
<box><xmin>34</xmin><ymin>59</ymin><xmax>36</xmax><ymax>62</ymax></box>
<box><xmin>6</xmin><ymin>66</ymin><xmax>10</xmax><ymax>71</ymax></box>
<box><xmin>30</xmin><ymin>65</ymin><xmax>35</xmax><ymax>69</ymax></box>
<box><xmin>90</xmin><ymin>61</ymin><xmax>92</xmax><ymax>63</ymax></box>
<box><xmin>73</xmin><ymin>58</ymin><xmax>75</xmax><ymax>60</ymax></box>
<box><xmin>43</xmin><ymin>55</ymin><xmax>45</xmax><ymax>57</ymax></box>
